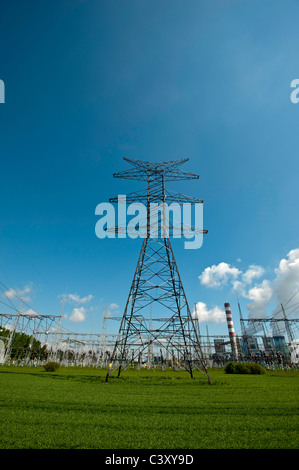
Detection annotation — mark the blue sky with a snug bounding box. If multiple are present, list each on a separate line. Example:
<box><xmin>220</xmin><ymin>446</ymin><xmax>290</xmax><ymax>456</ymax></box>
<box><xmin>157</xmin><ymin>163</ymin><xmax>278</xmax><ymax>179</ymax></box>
<box><xmin>0</xmin><ymin>0</ymin><xmax>298</xmax><ymax>339</ymax></box>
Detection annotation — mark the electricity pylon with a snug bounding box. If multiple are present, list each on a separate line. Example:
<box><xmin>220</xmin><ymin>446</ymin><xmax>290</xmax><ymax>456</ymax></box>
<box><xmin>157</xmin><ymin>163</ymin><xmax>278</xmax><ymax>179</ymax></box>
<box><xmin>105</xmin><ymin>157</ymin><xmax>211</xmax><ymax>383</ymax></box>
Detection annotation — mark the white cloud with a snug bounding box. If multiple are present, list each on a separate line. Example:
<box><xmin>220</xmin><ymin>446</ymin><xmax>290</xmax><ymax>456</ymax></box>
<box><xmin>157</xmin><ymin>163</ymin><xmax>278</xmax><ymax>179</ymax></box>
<box><xmin>242</xmin><ymin>265</ymin><xmax>265</xmax><ymax>284</ymax></box>
<box><xmin>22</xmin><ymin>308</ymin><xmax>38</xmax><ymax>316</ymax></box>
<box><xmin>109</xmin><ymin>303</ymin><xmax>119</xmax><ymax>310</ymax></box>
<box><xmin>199</xmin><ymin>249</ymin><xmax>299</xmax><ymax>329</ymax></box>
<box><xmin>69</xmin><ymin>306</ymin><xmax>87</xmax><ymax>323</ymax></box>
<box><xmin>3</xmin><ymin>283</ymin><xmax>33</xmax><ymax>302</ymax></box>
<box><xmin>61</xmin><ymin>293</ymin><xmax>93</xmax><ymax>304</ymax></box>
<box><xmin>200</xmin><ymin>262</ymin><xmax>264</xmax><ymax>292</ymax></box>
<box><xmin>102</xmin><ymin>303</ymin><xmax>120</xmax><ymax>317</ymax></box>
<box><xmin>193</xmin><ymin>302</ymin><xmax>226</xmax><ymax>324</ymax></box>
<box><xmin>244</xmin><ymin>249</ymin><xmax>299</xmax><ymax>321</ymax></box>
<box><xmin>245</xmin><ymin>279</ymin><xmax>273</xmax><ymax>318</ymax></box>
<box><xmin>272</xmin><ymin>249</ymin><xmax>299</xmax><ymax>307</ymax></box>
<box><xmin>232</xmin><ymin>265</ymin><xmax>265</xmax><ymax>297</ymax></box>
<box><xmin>199</xmin><ymin>262</ymin><xmax>241</xmax><ymax>288</ymax></box>
<box><xmin>232</xmin><ymin>279</ymin><xmax>247</xmax><ymax>296</ymax></box>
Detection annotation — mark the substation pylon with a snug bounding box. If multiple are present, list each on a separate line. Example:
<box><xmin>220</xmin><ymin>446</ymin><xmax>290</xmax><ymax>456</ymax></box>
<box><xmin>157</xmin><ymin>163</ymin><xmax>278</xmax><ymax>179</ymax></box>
<box><xmin>105</xmin><ymin>157</ymin><xmax>211</xmax><ymax>383</ymax></box>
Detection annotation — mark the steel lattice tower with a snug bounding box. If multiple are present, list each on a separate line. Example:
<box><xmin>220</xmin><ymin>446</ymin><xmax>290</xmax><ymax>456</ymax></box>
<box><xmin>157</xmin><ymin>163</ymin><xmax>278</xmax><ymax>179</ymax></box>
<box><xmin>105</xmin><ymin>157</ymin><xmax>211</xmax><ymax>383</ymax></box>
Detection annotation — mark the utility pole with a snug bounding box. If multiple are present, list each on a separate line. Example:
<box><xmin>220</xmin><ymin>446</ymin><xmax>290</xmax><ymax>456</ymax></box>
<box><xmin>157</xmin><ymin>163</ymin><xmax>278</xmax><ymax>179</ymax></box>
<box><xmin>281</xmin><ymin>303</ymin><xmax>295</xmax><ymax>343</ymax></box>
<box><xmin>98</xmin><ymin>303</ymin><xmax>108</xmax><ymax>367</ymax></box>
<box><xmin>50</xmin><ymin>299</ymin><xmax>65</xmax><ymax>362</ymax></box>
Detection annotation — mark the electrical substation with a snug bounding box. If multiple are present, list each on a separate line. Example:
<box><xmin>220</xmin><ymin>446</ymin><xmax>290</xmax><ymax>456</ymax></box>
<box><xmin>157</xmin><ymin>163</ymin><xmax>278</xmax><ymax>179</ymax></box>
<box><xmin>0</xmin><ymin>159</ymin><xmax>298</xmax><ymax>373</ymax></box>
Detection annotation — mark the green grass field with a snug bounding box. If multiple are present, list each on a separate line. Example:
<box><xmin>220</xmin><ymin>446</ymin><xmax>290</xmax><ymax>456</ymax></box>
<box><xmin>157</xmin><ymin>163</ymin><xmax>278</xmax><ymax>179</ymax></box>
<box><xmin>0</xmin><ymin>366</ymin><xmax>298</xmax><ymax>449</ymax></box>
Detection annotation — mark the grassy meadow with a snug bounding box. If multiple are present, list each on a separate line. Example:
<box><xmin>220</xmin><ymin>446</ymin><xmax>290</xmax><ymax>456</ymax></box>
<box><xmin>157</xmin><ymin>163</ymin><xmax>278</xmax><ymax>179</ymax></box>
<box><xmin>0</xmin><ymin>365</ymin><xmax>298</xmax><ymax>449</ymax></box>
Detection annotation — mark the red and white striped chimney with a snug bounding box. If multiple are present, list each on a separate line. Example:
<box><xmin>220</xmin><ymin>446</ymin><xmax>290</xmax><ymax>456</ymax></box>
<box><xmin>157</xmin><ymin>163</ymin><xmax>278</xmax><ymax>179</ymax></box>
<box><xmin>224</xmin><ymin>302</ymin><xmax>238</xmax><ymax>360</ymax></box>
<box><xmin>224</xmin><ymin>303</ymin><xmax>236</xmax><ymax>338</ymax></box>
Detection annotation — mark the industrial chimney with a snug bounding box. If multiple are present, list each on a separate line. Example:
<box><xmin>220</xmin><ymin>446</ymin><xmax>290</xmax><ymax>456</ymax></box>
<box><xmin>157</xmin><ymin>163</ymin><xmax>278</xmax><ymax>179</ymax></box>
<box><xmin>224</xmin><ymin>303</ymin><xmax>239</xmax><ymax>361</ymax></box>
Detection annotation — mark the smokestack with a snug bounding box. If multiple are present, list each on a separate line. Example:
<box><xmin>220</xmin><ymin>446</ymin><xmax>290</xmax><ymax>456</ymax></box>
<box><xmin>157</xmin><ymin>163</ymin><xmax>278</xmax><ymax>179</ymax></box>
<box><xmin>224</xmin><ymin>302</ymin><xmax>238</xmax><ymax>361</ymax></box>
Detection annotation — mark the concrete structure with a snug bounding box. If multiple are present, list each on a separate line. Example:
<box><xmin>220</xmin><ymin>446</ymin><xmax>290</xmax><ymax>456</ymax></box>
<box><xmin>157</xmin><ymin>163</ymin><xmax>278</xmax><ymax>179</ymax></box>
<box><xmin>224</xmin><ymin>302</ymin><xmax>239</xmax><ymax>361</ymax></box>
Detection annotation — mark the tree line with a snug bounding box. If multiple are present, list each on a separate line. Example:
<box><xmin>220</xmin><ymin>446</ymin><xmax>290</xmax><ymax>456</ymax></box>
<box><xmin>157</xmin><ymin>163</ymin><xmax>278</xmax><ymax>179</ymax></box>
<box><xmin>0</xmin><ymin>326</ymin><xmax>48</xmax><ymax>361</ymax></box>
